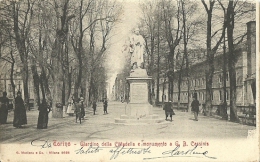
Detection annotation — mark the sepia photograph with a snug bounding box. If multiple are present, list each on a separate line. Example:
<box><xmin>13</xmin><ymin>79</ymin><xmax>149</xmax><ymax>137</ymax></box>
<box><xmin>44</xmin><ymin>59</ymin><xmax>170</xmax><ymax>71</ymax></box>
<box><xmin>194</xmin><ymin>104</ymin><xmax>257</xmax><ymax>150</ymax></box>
<box><xmin>0</xmin><ymin>0</ymin><xmax>258</xmax><ymax>161</ymax></box>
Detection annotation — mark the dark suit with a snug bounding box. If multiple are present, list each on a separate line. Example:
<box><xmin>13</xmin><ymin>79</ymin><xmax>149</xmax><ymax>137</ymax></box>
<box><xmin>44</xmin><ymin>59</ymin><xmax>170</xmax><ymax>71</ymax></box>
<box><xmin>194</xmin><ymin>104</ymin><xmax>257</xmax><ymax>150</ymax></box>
<box><xmin>191</xmin><ymin>99</ymin><xmax>200</xmax><ymax>121</ymax></box>
<box><xmin>163</xmin><ymin>102</ymin><xmax>173</xmax><ymax>121</ymax></box>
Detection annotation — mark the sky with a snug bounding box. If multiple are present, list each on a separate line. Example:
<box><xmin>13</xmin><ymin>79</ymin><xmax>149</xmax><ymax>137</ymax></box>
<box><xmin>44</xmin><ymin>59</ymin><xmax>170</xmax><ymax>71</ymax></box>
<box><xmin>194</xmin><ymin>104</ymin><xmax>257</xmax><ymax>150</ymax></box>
<box><xmin>105</xmin><ymin>0</ymin><xmax>141</xmax><ymax>93</ymax></box>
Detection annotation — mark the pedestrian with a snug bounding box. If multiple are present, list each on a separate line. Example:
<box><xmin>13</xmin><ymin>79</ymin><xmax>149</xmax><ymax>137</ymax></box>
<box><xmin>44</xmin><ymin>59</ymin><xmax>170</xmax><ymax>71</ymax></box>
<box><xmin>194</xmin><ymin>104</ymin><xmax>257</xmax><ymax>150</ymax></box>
<box><xmin>66</xmin><ymin>95</ymin><xmax>74</xmax><ymax>116</ymax></box>
<box><xmin>103</xmin><ymin>98</ymin><xmax>108</xmax><ymax>114</ymax></box>
<box><xmin>92</xmin><ymin>100</ymin><xmax>97</xmax><ymax>115</ymax></box>
<box><xmin>13</xmin><ymin>91</ymin><xmax>27</xmax><ymax>128</ymax></box>
<box><xmin>74</xmin><ymin>98</ymin><xmax>82</xmax><ymax>124</ymax></box>
<box><xmin>191</xmin><ymin>95</ymin><xmax>200</xmax><ymax>121</ymax></box>
<box><xmin>37</xmin><ymin>99</ymin><xmax>51</xmax><ymax>129</ymax></box>
<box><xmin>163</xmin><ymin>100</ymin><xmax>174</xmax><ymax>122</ymax></box>
<box><xmin>80</xmin><ymin>95</ymin><xmax>85</xmax><ymax>119</ymax></box>
<box><xmin>0</xmin><ymin>92</ymin><xmax>9</xmax><ymax>124</ymax></box>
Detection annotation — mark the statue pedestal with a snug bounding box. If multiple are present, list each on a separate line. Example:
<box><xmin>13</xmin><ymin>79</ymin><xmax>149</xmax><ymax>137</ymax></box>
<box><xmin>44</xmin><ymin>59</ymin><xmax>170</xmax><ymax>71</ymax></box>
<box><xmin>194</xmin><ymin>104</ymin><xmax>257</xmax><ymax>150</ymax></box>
<box><xmin>115</xmin><ymin>69</ymin><xmax>164</xmax><ymax>124</ymax></box>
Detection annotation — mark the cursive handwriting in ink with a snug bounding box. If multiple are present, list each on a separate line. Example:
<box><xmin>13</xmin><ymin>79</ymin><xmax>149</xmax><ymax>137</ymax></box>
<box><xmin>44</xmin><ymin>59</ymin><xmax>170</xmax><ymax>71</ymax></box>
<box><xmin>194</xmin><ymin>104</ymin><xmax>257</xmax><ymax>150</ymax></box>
<box><xmin>109</xmin><ymin>146</ymin><xmax>151</xmax><ymax>160</ymax></box>
<box><xmin>144</xmin><ymin>145</ymin><xmax>216</xmax><ymax>160</ymax></box>
<box><xmin>31</xmin><ymin>139</ymin><xmax>52</xmax><ymax>149</ymax></box>
<box><xmin>75</xmin><ymin>145</ymin><xmax>106</xmax><ymax>154</ymax></box>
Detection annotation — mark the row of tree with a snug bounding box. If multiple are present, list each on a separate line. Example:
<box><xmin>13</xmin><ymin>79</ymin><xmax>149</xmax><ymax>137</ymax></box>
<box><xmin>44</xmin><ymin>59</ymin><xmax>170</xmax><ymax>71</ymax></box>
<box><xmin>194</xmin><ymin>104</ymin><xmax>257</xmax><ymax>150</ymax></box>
<box><xmin>122</xmin><ymin>0</ymin><xmax>255</xmax><ymax>121</ymax></box>
<box><xmin>0</xmin><ymin>0</ymin><xmax>122</xmax><ymax>117</ymax></box>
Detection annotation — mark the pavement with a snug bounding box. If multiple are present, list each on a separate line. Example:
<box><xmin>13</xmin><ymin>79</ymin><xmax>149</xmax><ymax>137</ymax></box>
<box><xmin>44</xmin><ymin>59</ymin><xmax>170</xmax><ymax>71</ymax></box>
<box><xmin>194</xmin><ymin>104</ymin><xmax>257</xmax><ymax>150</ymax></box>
<box><xmin>0</xmin><ymin>101</ymin><xmax>256</xmax><ymax>143</ymax></box>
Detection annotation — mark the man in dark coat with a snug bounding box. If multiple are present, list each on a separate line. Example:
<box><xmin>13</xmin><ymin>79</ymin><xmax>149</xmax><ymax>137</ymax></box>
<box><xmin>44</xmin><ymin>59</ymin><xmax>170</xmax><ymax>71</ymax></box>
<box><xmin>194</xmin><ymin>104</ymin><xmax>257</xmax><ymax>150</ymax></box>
<box><xmin>75</xmin><ymin>98</ymin><xmax>82</xmax><ymax>124</ymax></box>
<box><xmin>37</xmin><ymin>99</ymin><xmax>51</xmax><ymax>129</ymax></box>
<box><xmin>0</xmin><ymin>92</ymin><xmax>9</xmax><ymax>124</ymax></box>
<box><xmin>13</xmin><ymin>91</ymin><xmax>27</xmax><ymax>128</ymax></box>
<box><xmin>103</xmin><ymin>98</ymin><xmax>108</xmax><ymax>114</ymax></box>
<box><xmin>80</xmin><ymin>96</ymin><xmax>85</xmax><ymax>119</ymax></box>
<box><xmin>163</xmin><ymin>101</ymin><xmax>174</xmax><ymax>121</ymax></box>
<box><xmin>191</xmin><ymin>96</ymin><xmax>200</xmax><ymax>121</ymax></box>
<box><xmin>92</xmin><ymin>100</ymin><xmax>97</xmax><ymax>115</ymax></box>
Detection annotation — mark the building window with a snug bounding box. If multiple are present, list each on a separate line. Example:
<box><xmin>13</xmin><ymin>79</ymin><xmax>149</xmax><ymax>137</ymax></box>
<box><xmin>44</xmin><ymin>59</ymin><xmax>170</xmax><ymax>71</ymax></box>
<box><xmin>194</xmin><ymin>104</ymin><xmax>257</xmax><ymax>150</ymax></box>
<box><xmin>219</xmin><ymin>74</ymin><xmax>222</xmax><ymax>83</ymax></box>
<box><xmin>202</xmin><ymin>92</ymin><xmax>204</xmax><ymax>100</ymax></box>
<box><xmin>226</xmin><ymin>91</ymin><xmax>229</xmax><ymax>100</ymax></box>
<box><xmin>226</xmin><ymin>73</ymin><xmax>229</xmax><ymax>81</ymax></box>
<box><xmin>211</xmin><ymin>92</ymin><xmax>214</xmax><ymax>100</ymax></box>
<box><xmin>197</xmin><ymin>79</ymin><xmax>200</xmax><ymax>86</ymax></box>
<box><xmin>8</xmin><ymin>84</ymin><xmax>12</xmax><ymax>92</ymax></box>
<box><xmin>219</xmin><ymin>90</ymin><xmax>222</xmax><ymax>101</ymax></box>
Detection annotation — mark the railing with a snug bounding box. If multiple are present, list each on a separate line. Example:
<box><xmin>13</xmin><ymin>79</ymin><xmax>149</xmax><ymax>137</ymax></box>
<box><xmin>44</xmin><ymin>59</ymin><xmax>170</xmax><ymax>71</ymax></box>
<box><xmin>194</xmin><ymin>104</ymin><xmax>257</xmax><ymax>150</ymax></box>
<box><xmin>237</xmin><ymin>105</ymin><xmax>256</xmax><ymax>126</ymax></box>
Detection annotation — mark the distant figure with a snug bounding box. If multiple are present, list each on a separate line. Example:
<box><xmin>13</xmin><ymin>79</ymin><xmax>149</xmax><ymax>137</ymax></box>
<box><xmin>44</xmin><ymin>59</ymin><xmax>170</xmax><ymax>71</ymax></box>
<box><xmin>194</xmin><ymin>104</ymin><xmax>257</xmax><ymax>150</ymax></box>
<box><xmin>163</xmin><ymin>101</ymin><xmax>174</xmax><ymax>122</ymax></box>
<box><xmin>0</xmin><ymin>92</ymin><xmax>9</xmax><ymax>124</ymax></box>
<box><xmin>74</xmin><ymin>98</ymin><xmax>82</xmax><ymax>124</ymax></box>
<box><xmin>66</xmin><ymin>96</ymin><xmax>75</xmax><ymax>116</ymax></box>
<box><xmin>13</xmin><ymin>91</ymin><xmax>27</xmax><ymax>128</ymax></box>
<box><xmin>120</xmin><ymin>95</ymin><xmax>124</xmax><ymax>103</ymax></box>
<box><xmin>80</xmin><ymin>95</ymin><xmax>85</xmax><ymax>119</ymax></box>
<box><xmin>92</xmin><ymin>100</ymin><xmax>97</xmax><ymax>115</ymax></box>
<box><xmin>37</xmin><ymin>99</ymin><xmax>51</xmax><ymax>129</ymax></box>
<box><xmin>191</xmin><ymin>96</ymin><xmax>200</xmax><ymax>121</ymax></box>
<box><xmin>103</xmin><ymin>98</ymin><xmax>108</xmax><ymax>114</ymax></box>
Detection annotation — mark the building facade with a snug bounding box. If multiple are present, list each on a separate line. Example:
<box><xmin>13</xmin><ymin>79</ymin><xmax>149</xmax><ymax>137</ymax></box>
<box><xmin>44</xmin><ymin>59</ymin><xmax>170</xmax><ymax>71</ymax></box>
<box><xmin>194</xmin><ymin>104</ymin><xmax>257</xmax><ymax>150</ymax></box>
<box><xmin>156</xmin><ymin>21</ymin><xmax>256</xmax><ymax>110</ymax></box>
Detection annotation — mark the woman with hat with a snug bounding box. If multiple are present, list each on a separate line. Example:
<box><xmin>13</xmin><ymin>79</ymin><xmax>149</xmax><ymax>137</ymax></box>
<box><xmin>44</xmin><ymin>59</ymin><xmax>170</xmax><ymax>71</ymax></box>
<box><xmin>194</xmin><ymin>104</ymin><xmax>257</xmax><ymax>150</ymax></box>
<box><xmin>13</xmin><ymin>91</ymin><xmax>27</xmax><ymax>128</ymax></box>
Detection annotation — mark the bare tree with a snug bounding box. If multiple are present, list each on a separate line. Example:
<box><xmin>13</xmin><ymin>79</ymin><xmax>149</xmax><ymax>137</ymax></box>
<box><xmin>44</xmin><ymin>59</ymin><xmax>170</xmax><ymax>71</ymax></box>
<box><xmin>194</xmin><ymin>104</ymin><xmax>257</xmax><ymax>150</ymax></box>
<box><xmin>10</xmin><ymin>0</ymin><xmax>36</xmax><ymax>110</ymax></box>
<box><xmin>201</xmin><ymin>0</ymin><xmax>226</xmax><ymax>116</ymax></box>
<box><xmin>161</xmin><ymin>0</ymin><xmax>182</xmax><ymax>101</ymax></box>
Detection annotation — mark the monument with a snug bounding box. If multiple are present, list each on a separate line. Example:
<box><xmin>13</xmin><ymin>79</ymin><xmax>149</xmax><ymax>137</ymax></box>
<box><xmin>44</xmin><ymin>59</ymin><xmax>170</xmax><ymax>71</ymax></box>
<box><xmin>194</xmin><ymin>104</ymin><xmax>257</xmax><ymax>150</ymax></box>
<box><xmin>115</xmin><ymin>28</ymin><xmax>164</xmax><ymax>124</ymax></box>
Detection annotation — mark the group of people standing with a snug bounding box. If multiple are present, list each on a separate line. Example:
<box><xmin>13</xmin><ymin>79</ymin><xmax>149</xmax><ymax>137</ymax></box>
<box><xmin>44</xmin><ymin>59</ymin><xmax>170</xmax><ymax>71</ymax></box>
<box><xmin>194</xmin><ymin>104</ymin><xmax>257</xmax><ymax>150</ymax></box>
<box><xmin>163</xmin><ymin>95</ymin><xmax>200</xmax><ymax>121</ymax></box>
<box><xmin>0</xmin><ymin>91</ymin><xmax>27</xmax><ymax>128</ymax></box>
<box><xmin>92</xmin><ymin>98</ymin><xmax>108</xmax><ymax>115</ymax></box>
<box><xmin>66</xmin><ymin>95</ymin><xmax>85</xmax><ymax>122</ymax></box>
<box><xmin>66</xmin><ymin>95</ymin><xmax>108</xmax><ymax>122</ymax></box>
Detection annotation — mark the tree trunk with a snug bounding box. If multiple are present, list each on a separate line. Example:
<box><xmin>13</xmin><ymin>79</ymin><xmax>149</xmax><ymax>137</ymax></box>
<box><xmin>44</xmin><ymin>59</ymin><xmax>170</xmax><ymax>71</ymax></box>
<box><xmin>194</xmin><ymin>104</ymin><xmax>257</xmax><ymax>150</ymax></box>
<box><xmin>31</xmin><ymin>65</ymin><xmax>40</xmax><ymax>107</ymax></box>
<box><xmin>22</xmin><ymin>60</ymin><xmax>30</xmax><ymax>111</ymax></box>
<box><xmin>205</xmin><ymin>66</ymin><xmax>213</xmax><ymax>116</ymax></box>
<box><xmin>227</xmin><ymin>1</ymin><xmax>238</xmax><ymax>121</ymax></box>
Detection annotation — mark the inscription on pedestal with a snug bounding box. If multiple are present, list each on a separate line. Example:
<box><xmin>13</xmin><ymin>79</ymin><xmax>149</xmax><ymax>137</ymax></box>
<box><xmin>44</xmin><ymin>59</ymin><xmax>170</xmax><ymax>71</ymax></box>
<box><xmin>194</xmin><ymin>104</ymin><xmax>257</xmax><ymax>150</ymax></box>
<box><xmin>130</xmin><ymin>83</ymin><xmax>148</xmax><ymax>103</ymax></box>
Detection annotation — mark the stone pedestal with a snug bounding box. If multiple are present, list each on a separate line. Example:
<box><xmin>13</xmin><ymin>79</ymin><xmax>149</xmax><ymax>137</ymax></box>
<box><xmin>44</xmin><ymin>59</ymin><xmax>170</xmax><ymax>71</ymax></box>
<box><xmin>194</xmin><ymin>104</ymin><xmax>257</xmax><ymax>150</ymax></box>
<box><xmin>115</xmin><ymin>69</ymin><xmax>164</xmax><ymax>124</ymax></box>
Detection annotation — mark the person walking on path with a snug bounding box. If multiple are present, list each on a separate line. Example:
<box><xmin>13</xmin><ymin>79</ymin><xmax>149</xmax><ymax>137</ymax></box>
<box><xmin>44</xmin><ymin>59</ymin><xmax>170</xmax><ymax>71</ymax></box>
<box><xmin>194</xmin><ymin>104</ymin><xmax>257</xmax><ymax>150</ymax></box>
<box><xmin>191</xmin><ymin>96</ymin><xmax>200</xmax><ymax>121</ymax></box>
<box><xmin>163</xmin><ymin>101</ymin><xmax>174</xmax><ymax>122</ymax></box>
<box><xmin>37</xmin><ymin>99</ymin><xmax>51</xmax><ymax>129</ymax></box>
<box><xmin>92</xmin><ymin>100</ymin><xmax>97</xmax><ymax>115</ymax></box>
<box><xmin>74</xmin><ymin>98</ymin><xmax>82</xmax><ymax>124</ymax></box>
<box><xmin>13</xmin><ymin>91</ymin><xmax>27</xmax><ymax>128</ymax></box>
<box><xmin>103</xmin><ymin>98</ymin><xmax>108</xmax><ymax>114</ymax></box>
<box><xmin>80</xmin><ymin>95</ymin><xmax>85</xmax><ymax>119</ymax></box>
<box><xmin>0</xmin><ymin>92</ymin><xmax>9</xmax><ymax>124</ymax></box>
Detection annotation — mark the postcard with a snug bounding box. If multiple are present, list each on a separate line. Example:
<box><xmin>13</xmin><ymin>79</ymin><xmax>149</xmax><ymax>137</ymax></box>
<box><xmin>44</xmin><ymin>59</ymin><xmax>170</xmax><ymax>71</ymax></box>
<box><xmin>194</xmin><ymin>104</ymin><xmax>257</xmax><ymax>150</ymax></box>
<box><xmin>0</xmin><ymin>0</ymin><xmax>259</xmax><ymax>161</ymax></box>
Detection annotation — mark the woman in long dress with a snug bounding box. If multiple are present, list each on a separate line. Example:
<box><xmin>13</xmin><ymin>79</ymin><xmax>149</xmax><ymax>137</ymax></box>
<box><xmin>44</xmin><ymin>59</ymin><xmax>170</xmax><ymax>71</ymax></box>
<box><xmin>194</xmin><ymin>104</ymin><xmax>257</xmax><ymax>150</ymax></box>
<box><xmin>37</xmin><ymin>99</ymin><xmax>51</xmax><ymax>129</ymax></box>
<box><xmin>13</xmin><ymin>91</ymin><xmax>27</xmax><ymax>128</ymax></box>
<box><xmin>66</xmin><ymin>96</ymin><xmax>74</xmax><ymax>116</ymax></box>
<box><xmin>0</xmin><ymin>92</ymin><xmax>9</xmax><ymax>124</ymax></box>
